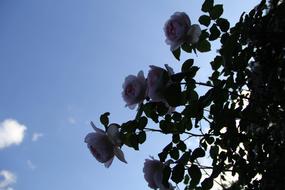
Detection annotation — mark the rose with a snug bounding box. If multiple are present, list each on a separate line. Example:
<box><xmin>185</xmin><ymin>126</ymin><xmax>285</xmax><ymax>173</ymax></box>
<box><xmin>164</xmin><ymin>12</ymin><xmax>201</xmax><ymax>51</ymax></box>
<box><xmin>122</xmin><ymin>71</ymin><xmax>147</xmax><ymax>109</ymax></box>
<box><xmin>143</xmin><ymin>158</ymin><xmax>174</xmax><ymax>190</ymax></box>
<box><xmin>164</xmin><ymin>12</ymin><xmax>191</xmax><ymax>51</ymax></box>
<box><xmin>187</xmin><ymin>24</ymin><xmax>202</xmax><ymax>44</ymax></box>
<box><xmin>147</xmin><ymin>64</ymin><xmax>174</xmax><ymax>103</ymax></box>
<box><xmin>84</xmin><ymin>122</ymin><xmax>127</xmax><ymax>168</ymax></box>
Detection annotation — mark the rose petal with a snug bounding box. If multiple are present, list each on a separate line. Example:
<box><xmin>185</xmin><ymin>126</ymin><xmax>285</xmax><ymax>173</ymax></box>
<box><xmin>104</xmin><ymin>157</ymin><xmax>114</xmax><ymax>168</ymax></box>
<box><xmin>90</xmin><ymin>121</ymin><xmax>105</xmax><ymax>134</ymax></box>
<box><xmin>114</xmin><ymin>147</ymin><xmax>127</xmax><ymax>164</ymax></box>
<box><xmin>107</xmin><ymin>124</ymin><xmax>121</xmax><ymax>146</ymax></box>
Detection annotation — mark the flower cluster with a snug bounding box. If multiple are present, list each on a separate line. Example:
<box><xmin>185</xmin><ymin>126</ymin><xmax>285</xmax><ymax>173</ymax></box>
<box><xmin>85</xmin><ymin>12</ymin><xmax>201</xmax><ymax>190</ymax></box>
<box><xmin>122</xmin><ymin>64</ymin><xmax>175</xmax><ymax>110</ymax></box>
<box><xmin>164</xmin><ymin>12</ymin><xmax>201</xmax><ymax>51</ymax></box>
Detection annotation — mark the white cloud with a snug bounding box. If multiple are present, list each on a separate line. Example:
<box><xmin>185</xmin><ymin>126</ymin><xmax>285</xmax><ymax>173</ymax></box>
<box><xmin>67</xmin><ymin>117</ymin><xmax>76</xmax><ymax>125</ymax></box>
<box><xmin>27</xmin><ymin>160</ymin><xmax>36</xmax><ymax>170</ymax></box>
<box><xmin>0</xmin><ymin>119</ymin><xmax>27</xmax><ymax>149</ymax></box>
<box><xmin>32</xmin><ymin>133</ymin><xmax>43</xmax><ymax>142</ymax></box>
<box><xmin>0</xmin><ymin>170</ymin><xmax>16</xmax><ymax>190</ymax></box>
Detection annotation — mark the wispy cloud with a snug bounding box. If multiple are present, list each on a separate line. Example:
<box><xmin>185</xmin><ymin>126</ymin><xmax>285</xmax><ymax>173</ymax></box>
<box><xmin>32</xmin><ymin>133</ymin><xmax>43</xmax><ymax>142</ymax></box>
<box><xmin>0</xmin><ymin>170</ymin><xmax>16</xmax><ymax>190</ymax></box>
<box><xmin>67</xmin><ymin>117</ymin><xmax>76</xmax><ymax>125</ymax></box>
<box><xmin>27</xmin><ymin>160</ymin><xmax>36</xmax><ymax>170</ymax></box>
<box><xmin>0</xmin><ymin>119</ymin><xmax>27</xmax><ymax>149</ymax></box>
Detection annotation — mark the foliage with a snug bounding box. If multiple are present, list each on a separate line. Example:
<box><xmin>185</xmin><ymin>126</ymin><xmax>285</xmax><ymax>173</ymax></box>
<box><xmin>86</xmin><ymin>0</ymin><xmax>285</xmax><ymax>189</ymax></box>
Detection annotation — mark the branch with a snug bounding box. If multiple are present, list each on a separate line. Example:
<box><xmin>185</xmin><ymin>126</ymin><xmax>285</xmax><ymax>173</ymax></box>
<box><xmin>144</xmin><ymin>127</ymin><xmax>205</xmax><ymax>137</ymax></box>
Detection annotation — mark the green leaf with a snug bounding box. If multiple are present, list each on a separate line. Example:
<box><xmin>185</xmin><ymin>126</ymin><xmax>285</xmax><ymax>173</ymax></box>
<box><xmin>188</xmin><ymin>164</ymin><xmax>202</xmax><ymax>187</ymax></box>
<box><xmin>138</xmin><ymin>131</ymin><xmax>146</xmax><ymax>144</ymax></box>
<box><xmin>181</xmin><ymin>43</ymin><xmax>192</xmax><ymax>53</ymax></box>
<box><xmin>187</xmin><ymin>66</ymin><xmax>200</xmax><ymax>79</ymax></box>
<box><xmin>216</xmin><ymin>18</ymin><xmax>230</xmax><ymax>32</ymax></box>
<box><xmin>210</xmin><ymin>56</ymin><xmax>223</xmax><ymax>70</ymax></box>
<box><xmin>182</xmin><ymin>59</ymin><xmax>194</xmax><ymax>73</ymax></box>
<box><xmin>201</xmin><ymin>178</ymin><xmax>214</xmax><ymax>190</ymax></box>
<box><xmin>177</xmin><ymin>141</ymin><xmax>187</xmax><ymax>152</ymax></box>
<box><xmin>100</xmin><ymin>112</ymin><xmax>110</xmax><ymax>127</ymax></box>
<box><xmin>178</xmin><ymin>150</ymin><xmax>190</xmax><ymax>165</ymax></box>
<box><xmin>209</xmin><ymin>4</ymin><xmax>223</xmax><ymax>20</ymax></box>
<box><xmin>129</xmin><ymin>134</ymin><xmax>139</xmax><ymax>150</ymax></box>
<box><xmin>156</xmin><ymin>102</ymin><xmax>169</xmax><ymax>116</ymax></box>
<box><xmin>170</xmin><ymin>133</ymin><xmax>179</xmax><ymax>143</ymax></box>
<box><xmin>138</xmin><ymin>116</ymin><xmax>148</xmax><ymax>130</ymax></box>
<box><xmin>209</xmin><ymin>24</ymin><xmax>221</xmax><ymax>41</ymax></box>
<box><xmin>210</xmin><ymin>145</ymin><xmax>219</xmax><ymax>159</ymax></box>
<box><xmin>191</xmin><ymin>147</ymin><xmax>205</xmax><ymax>161</ymax></box>
<box><xmin>170</xmin><ymin>147</ymin><xmax>180</xmax><ymax>160</ymax></box>
<box><xmin>172</xmin><ymin>47</ymin><xmax>181</xmax><ymax>61</ymax></box>
<box><xmin>202</xmin><ymin>0</ymin><xmax>214</xmax><ymax>12</ymax></box>
<box><xmin>171</xmin><ymin>164</ymin><xmax>185</xmax><ymax>183</ymax></box>
<box><xmin>162</xmin><ymin>165</ymin><xmax>171</xmax><ymax>188</ymax></box>
<box><xmin>165</xmin><ymin>83</ymin><xmax>182</xmax><ymax>107</ymax></box>
<box><xmin>199</xmin><ymin>15</ymin><xmax>211</xmax><ymax>27</ymax></box>
<box><xmin>196</xmin><ymin>40</ymin><xmax>211</xmax><ymax>52</ymax></box>
<box><xmin>183</xmin><ymin>174</ymin><xmax>190</xmax><ymax>184</ymax></box>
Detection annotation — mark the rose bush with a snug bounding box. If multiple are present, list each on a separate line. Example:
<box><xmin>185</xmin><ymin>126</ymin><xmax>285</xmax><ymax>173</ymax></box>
<box><xmin>122</xmin><ymin>71</ymin><xmax>147</xmax><ymax>109</ymax></box>
<box><xmin>84</xmin><ymin>122</ymin><xmax>127</xmax><ymax>168</ymax></box>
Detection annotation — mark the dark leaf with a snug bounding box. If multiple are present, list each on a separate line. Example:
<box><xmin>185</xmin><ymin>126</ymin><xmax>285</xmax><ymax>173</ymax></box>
<box><xmin>201</xmin><ymin>178</ymin><xmax>214</xmax><ymax>190</ymax></box>
<box><xmin>202</xmin><ymin>0</ymin><xmax>214</xmax><ymax>12</ymax></box>
<box><xmin>172</xmin><ymin>47</ymin><xmax>181</xmax><ymax>61</ymax></box>
<box><xmin>162</xmin><ymin>165</ymin><xmax>171</xmax><ymax>188</ymax></box>
<box><xmin>171</xmin><ymin>164</ymin><xmax>185</xmax><ymax>183</ymax></box>
<box><xmin>209</xmin><ymin>24</ymin><xmax>221</xmax><ymax>41</ymax></box>
<box><xmin>138</xmin><ymin>116</ymin><xmax>148</xmax><ymax>130</ymax></box>
<box><xmin>165</xmin><ymin>83</ymin><xmax>182</xmax><ymax>107</ymax></box>
<box><xmin>100</xmin><ymin>112</ymin><xmax>110</xmax><ymax>127</ymax></box>
<box><xmin>191</xmin><ymin>147</ymin><xmax>205</xmax><ymax>161</ymax></box>
<box><xmin>216</xmin><ymin>18</ymin><xmax>230</xmax><ymax>32</ymax></box>
<box><xmin>209</xmin><ymin>4</ymin><xmax>223</xmax><ymax>20</ymax></box>
<box><xmin>170</xmin><ymin>147</ymin><xmax>180</xmax><ymax>160</ymax></box>
<box><xmin>199</xmin><ymin>15</ymin><xmax>211</xmax><ymax>26</ymax></box>
<box><xmin>188</xmin><ymin>164</ymin><xmax>202</xmax><ymax>187</ymax></box>
<box><xmin>182</xmin><ymin>59</ymin><xmax>194</xmax><ymax>73</ymax></box>
<box><xmin>181</xmin><ymin>43</ymin><xmax>192</xmax><ymax>53</ymax></box>
<box><xmin>197</xmin><ymin>40</ymin><xmax>211</xmax><ymax>52</ymax></box>
<box><xmin>138</xmin><ymin>131</ymin><xmax>146</xmax><ymax>144</ymax></box>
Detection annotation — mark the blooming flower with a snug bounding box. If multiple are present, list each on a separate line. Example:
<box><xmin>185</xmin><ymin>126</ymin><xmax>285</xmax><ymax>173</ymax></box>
<box><xmin>84</xmin><ymin>122</ymin><xmax>127</xmax><ymax>168</ymax></box>
<box><xmin>147</xmin><ymin>64</ymin><xmax>174</xmax><ymax>103</ymax></box>
<box><xmin>143</xmin><ymin>158</ymin><xmax>174</xmax><ymax>190</ymax></box>
<box><xmin>122</xmin><ymin>71</ymin><xmax>147</xmax><ymax>109</ymax></box>
<box><xmin>164</xmin><ymin>12</ymin><xmax>191</xmax><ymax>51</ymax></box>
<box><xmin>164</xmin><ymin>12</ymin><xmax>201</xmax><ymax>51</ymax></box>
<box><xmin>187</xmin><ymin>24</ymin><xmax>202</xmax><ymax>44</ymax></box>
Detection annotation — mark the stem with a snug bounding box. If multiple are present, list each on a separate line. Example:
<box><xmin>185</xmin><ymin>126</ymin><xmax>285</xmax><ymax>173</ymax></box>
<box><xmin>144</xmin><ymin>127</ymin><xmax>205</xmax><ymax>137</ymax></box>
<box><xmin>180</xmin><ymin>81</ymin><xmax>250</xmax><ymax>100</ymax></box>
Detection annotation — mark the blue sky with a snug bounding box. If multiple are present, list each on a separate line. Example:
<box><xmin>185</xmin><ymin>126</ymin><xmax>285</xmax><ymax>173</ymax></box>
<box><xmin>0</xmin><ymin>1</ymin><xmax>259</xmax><ymax>189</ymax></box>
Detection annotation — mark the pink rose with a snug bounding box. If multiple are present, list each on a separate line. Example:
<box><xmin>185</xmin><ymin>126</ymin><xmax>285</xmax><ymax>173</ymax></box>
<box><xmin>187</xmin><ymin>24</ymin><xmax>202</xmax><ymax>44</ymax></box>
<box><xmin>147</xmin><ymin>64</ymin><xmax>174</xmax><ymax>103</ymax></box>
<box><xmin>164</xmin><ymin>12</ymin><xmax>191</xmax><ymax>51</ymax></box>
<box><xmin>84</xmin><ymin>122</ymin><xmax>127</xmax><ymax>168</ymax></box>
<box><xmin>164</xmin><ymin>12</ymin><xmax>202</xmax><ymax>51</ymax></box>
<box><xmin>122</xmin><ymin>71</ymin><xmax>147</xmax><ymax>109</ymax></box>
<box><xmin>143</xmin><ymin>158</ymin><xmax>174</xmax><ymax>190</ymax></box>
